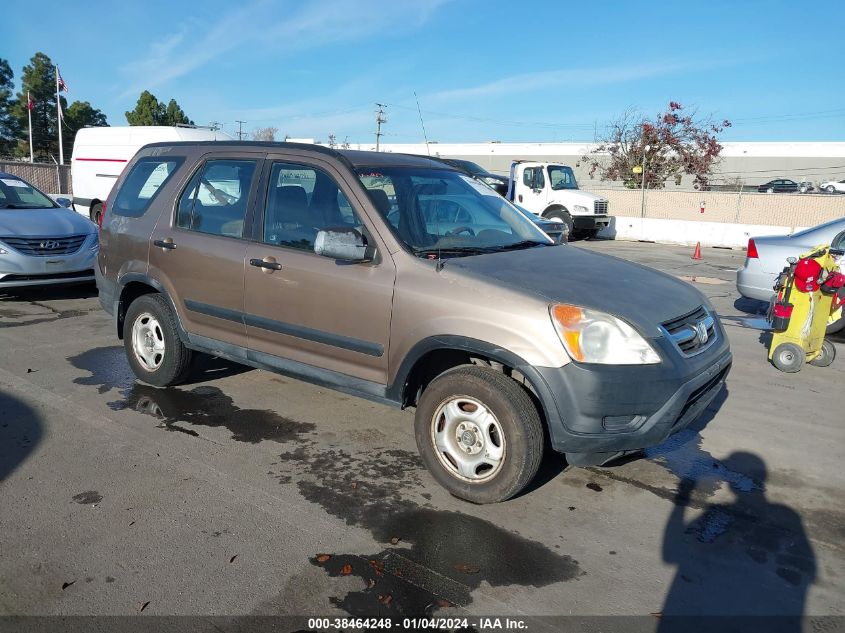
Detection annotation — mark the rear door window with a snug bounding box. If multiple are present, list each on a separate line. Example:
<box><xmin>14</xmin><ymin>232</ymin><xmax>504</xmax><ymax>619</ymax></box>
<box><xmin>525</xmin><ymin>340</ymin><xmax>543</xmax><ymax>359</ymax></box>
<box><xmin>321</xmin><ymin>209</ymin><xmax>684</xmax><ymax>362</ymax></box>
<box><xmin>112</xmin><ymin>157</ymin><xmax>183</xmax><ymax>217</ymax></box>
<box><xmin>176</xmin><ymin>159</ymin><xmax>258</xmax><ymax>238</ymax></box>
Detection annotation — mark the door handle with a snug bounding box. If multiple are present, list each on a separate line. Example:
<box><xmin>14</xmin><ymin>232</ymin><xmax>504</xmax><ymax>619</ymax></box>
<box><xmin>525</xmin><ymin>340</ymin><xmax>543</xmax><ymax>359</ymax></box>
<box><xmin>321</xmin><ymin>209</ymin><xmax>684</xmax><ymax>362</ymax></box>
<box><xmin>250</xmin><ymin>258</ymin><xmax>282</xmax><ymax>271</ymax></box>
<box><xmin>154</xmin><ymin>238</ymin><xmax>176</xmax><ymax>250</ymax></box>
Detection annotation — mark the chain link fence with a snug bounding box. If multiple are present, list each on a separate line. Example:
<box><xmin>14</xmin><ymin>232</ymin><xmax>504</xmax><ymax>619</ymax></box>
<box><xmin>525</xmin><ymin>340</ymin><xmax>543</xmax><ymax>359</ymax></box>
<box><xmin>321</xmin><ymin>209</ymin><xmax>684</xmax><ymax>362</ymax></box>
<box><xmin>592</xmin><ymin>187</ymin><xmax>845</xmax><ymax>228</ymax></box>
<box><xmin>0</xmin><ymin>159</ymin><xmax>72</xmax><ymax>194</ymax></box>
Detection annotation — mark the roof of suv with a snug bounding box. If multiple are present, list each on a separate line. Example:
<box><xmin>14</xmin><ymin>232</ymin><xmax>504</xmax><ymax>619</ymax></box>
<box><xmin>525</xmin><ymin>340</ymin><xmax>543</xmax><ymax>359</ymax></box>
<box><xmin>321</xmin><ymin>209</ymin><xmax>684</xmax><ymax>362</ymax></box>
<box><xmin>139</xmin><ymin>141</ymin><xmax>450</xmax><ymax>170</ymax></box>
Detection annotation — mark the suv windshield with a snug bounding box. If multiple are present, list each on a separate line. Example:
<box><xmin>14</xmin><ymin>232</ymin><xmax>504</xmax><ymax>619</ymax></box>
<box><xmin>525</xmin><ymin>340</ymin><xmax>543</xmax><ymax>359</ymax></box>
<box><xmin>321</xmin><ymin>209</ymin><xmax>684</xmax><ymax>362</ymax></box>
<box><xmin>357</xmin><ymin>166</ymin><xmax>551</xmax><ymax>257</ymax></box>
<box><xmin>547</xmin><ymin>165</ymin><xmax>578</xmax><ymax>190</ymax></box>
<box><xmin>0</xmin><ymin>177</ymin><xmax>58</xmax><ymax>209</ymax></box>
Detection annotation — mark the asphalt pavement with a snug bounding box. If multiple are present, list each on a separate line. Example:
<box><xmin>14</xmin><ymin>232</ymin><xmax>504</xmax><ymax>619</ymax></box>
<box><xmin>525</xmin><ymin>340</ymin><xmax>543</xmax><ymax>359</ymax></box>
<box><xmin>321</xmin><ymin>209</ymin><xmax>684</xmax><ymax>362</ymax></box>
<box><xmin>0</xmin><ymin>241</ymin><xmax>843</xmax><ymax>627</ymax></box>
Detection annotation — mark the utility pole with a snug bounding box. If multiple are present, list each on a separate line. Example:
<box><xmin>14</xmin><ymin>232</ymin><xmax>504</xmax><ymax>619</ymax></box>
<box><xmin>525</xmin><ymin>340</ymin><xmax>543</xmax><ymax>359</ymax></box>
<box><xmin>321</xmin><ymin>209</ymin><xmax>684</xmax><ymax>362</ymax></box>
<box><xmin>235</xmin><ymin>120</ymin><xmax>246</xmax><ymax>140</ymax></box>
<box><xmin>375</xmin><ymin>103</ymin><xmax>387</xmax><ymax>152</ymax></box>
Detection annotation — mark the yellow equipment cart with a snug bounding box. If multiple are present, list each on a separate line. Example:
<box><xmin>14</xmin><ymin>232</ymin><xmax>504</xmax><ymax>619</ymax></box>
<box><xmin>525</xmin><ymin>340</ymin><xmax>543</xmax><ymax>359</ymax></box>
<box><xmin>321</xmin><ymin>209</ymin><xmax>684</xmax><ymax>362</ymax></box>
<box><xmin>768</xmin><ymin>245</ymin><xmax>844</xmax><ymax>372</ymax></box>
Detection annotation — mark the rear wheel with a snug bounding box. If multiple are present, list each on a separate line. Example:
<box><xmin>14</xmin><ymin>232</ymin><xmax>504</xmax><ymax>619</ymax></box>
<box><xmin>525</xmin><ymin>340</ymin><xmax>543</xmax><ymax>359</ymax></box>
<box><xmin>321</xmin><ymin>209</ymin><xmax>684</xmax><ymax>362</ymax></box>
<box><xmin>808</xmin><ymin>339</ymin><xmax>836</xmax><ymax>367</ymax></box>
<box><xmin>90</xmin><ymin>202</ymin><xmax>103</xmax><ymax>225</ymax></box>
<box><xmin>771</xmin><ymin>342</ymin><xmax>805</xmax><ymax>373</ymax></box>
<box><xmin>123</xmin><ymin>294</ymin><xmax>192</xmax><ymax>387</ymax></box>
<box><xmin>827</xmin><ymin>309</ymin><xmax>845</xmax><ymax>335</ymax></box>
<box><xmin>414</xmin><ymin>365</ymin><xmax>543</xmax><ymax>504</ymax></box>
<box><xmin>826</xmin><ymin>185</ymin><xmax>836</xmax><ymax>194</ymax></box>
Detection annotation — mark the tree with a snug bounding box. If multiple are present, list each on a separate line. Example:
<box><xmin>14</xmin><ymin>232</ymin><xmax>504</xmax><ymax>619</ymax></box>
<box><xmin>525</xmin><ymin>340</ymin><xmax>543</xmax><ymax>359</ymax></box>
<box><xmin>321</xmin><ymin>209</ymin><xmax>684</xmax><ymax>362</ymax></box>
<box><xmin>581</xmin><ymin>102</ymin><xmax>731</xmax><ymax>190</ymax></box>
<box><xmin>125</xmin><ymin>90</ymin><xmax>165</xmax><ymax>126</ymax></box>
<box><xmin>252</xmin><ymin>127</ymin><xmax>277</xmax><ymax>141</ymax></box>
<box><xmin>164</xmin><ymin>99</ymin><xmax>193</xmax><ymax>125</ymax></box>
<box><xmin>62</xmin><ymin>101</ymin><xmax>108</xmax><ymax>151</ymax></box>
<box><xmin>11</xmin><ymin>52</ymin><xmax>66</xmax><ymax>161</ymax></box>
<box><xmin>0</xmin><ymin>58</ymin><xmax>21</xmax><ymax>156</ymax></box>
<box><xmin>125</xmin><ymin>91</ymin><xmax>193</xmax><ymax>126</ymax></box>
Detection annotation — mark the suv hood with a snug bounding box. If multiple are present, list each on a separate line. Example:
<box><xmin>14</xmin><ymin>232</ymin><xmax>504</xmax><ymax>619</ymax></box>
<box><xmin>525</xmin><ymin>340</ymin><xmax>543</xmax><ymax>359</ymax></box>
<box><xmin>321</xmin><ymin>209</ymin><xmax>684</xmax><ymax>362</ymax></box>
<box><xmin>445</xmin><ymin>245</ymin><xmax>706</xmax><ymax>336</ymax></box>
<box><xmin>0</xmin><ymin>207</ymin><xmax>95</xmax><ymax>237</ymax></box>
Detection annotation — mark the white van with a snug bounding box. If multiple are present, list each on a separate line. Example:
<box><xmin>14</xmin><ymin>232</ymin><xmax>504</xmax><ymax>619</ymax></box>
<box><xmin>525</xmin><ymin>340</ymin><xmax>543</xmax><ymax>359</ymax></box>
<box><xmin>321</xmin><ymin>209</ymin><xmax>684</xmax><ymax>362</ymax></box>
<box><xmin>71</xmin><ymin>126</ymin><xmax>232</xmax><ymax>222</ymax></box>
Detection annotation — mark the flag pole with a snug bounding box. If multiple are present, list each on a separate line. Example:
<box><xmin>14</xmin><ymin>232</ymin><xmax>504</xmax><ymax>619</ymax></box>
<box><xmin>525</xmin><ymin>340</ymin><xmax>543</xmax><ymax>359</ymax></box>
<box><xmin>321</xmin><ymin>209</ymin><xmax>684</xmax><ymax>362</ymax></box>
<box><xmin>27</xmin><ymin>91</ymin><xmax>34</xmax><ymax>163</ymax></box>
<box><xmin>56</xmin><ymin>66</ymin><xmax>64</xmax><ymax>165</ymax></box>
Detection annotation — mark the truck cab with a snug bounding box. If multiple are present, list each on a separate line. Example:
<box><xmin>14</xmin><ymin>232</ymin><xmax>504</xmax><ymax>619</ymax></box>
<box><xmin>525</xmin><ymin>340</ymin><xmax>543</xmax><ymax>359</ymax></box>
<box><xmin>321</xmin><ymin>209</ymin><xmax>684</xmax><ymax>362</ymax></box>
<box><xmin>507</xmin><ymin>161</ymin><xmax>610</xmax><ymax>239</ymax></box>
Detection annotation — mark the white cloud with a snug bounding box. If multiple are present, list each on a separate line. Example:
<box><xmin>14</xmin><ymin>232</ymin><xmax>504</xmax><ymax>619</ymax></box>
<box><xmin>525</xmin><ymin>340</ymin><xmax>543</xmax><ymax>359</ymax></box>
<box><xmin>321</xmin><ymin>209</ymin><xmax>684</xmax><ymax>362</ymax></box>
<box><xmin>117</xmin><ymin>0</ymin><xmax>449</xmax><ymax>99</ymax></box>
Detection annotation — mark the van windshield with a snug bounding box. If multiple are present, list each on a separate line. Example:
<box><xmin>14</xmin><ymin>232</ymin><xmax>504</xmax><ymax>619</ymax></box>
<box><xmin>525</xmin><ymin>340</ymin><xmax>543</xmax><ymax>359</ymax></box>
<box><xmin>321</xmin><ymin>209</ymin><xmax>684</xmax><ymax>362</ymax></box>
<box><xmin>0</xmin><ymin>177</ymin><xmax>58</xmax><ymax>209</ymax></box>
<box><xmin>356</xmin><ymin>167</ymin><xmax>551</xmax><ymax>257</ymax></box>
<box><xmin>547</xmin><ymin>165</ymin><xmax>578</xmax><ymax>190</ymax></box>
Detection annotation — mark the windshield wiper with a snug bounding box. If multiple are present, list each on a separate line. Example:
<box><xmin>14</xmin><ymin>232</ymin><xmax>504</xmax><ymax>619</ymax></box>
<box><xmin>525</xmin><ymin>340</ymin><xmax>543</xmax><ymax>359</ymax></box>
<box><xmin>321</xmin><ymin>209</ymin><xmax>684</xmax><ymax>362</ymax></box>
<box><xmin>485</xmin><ymin>240</ymin><xmax>550</xmax><ymax>252</ymax></box>
<box><xmin>414</xmin><ymin>246</ymin><xmax>492</xmax><ymax>257</ymax></box>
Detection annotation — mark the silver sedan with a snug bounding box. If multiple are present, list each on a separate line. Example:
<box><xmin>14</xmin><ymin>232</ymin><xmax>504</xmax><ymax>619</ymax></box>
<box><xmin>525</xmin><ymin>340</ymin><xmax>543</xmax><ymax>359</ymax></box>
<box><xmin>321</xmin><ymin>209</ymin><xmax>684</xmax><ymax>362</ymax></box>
<box><xmin>736</xmin><ymin>217</ymin><xmax>845</xmax><ymax>332</ymax></box>
<box><xmin>0</xmin><ymin>173</ymin><xmax>98</xmax><ymax>289</ymax></box>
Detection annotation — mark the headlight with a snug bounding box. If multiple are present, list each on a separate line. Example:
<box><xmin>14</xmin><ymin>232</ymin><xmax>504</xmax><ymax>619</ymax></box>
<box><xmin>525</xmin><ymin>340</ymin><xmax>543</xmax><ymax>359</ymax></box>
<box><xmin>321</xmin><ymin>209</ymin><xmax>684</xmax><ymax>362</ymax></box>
<box><xmin>551</xmin><ymin>304</ymin><xmax>660</xmax><ymax>365</ymax></box>
<box><xmin>574</xmin><ymin>205</ymin><xmax>589</xmax><ymax>214</ymax></box>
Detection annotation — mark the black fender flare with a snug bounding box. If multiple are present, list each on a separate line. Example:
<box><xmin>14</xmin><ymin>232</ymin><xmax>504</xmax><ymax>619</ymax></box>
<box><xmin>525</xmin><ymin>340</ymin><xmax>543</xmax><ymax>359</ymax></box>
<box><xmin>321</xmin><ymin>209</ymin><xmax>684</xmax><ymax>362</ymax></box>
<box><xmin>115</xmin><ymin>273</ymin><xmax>189</xmax><ymax>344</ymax></box>
<box><xmin>386</xmin><ymin>335</ymin><xmax>559</xmax><ymax>433</ymax></box>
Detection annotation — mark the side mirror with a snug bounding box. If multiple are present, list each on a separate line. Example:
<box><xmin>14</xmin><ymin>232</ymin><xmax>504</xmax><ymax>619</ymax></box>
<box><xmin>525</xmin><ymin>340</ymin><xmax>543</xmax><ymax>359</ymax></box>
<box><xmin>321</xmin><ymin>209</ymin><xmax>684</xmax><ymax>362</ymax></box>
<box><xmin>56</xmin><ymin>197</ymin><xmax>72</xmax><ymax>208</ymax></box>
<box><xmin>314</xmin><ymin>228</ymin><xmax>373</xmax><ymax>262</ymax></box>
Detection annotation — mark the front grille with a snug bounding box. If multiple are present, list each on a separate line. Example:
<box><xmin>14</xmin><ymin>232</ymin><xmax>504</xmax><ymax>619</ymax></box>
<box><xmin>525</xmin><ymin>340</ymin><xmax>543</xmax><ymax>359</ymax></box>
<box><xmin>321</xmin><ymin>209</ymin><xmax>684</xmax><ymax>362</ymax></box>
<box><xmin>594</xmin><ymin>200</ymin><xmax>608</xmax><ymax>215</ymax></box>
<box><xmin>0</xmin><ymin>269</ymin><xmax>94</xmax><ymax>282</ymax></box>
<box><xmin>0</xmin><ymin>234</ymin><xmax>87</xmax><ymax>256</ymax></box>
<box><xmin>661</xmin><ymin>305</ymin><xmax>717</xmax><ymax>356</ymax></box>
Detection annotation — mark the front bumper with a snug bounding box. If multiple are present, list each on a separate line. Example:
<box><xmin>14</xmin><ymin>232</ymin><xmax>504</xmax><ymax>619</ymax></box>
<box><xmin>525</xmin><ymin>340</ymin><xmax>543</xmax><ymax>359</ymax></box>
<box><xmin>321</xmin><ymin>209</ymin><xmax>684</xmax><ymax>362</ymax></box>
<box><xmin>0</xmin><ymin>235</ymin><xmax>98</xmax><ymax>288</ymax></box>
<box><xmin>523</xmin><ymin>323</ymin><xmax>732</xmax><ymax>463</ymax></box>
<box><xmin>572</xmin><ymin>215</ymin><xmax>610</xmax><ymax>230</ymax></box>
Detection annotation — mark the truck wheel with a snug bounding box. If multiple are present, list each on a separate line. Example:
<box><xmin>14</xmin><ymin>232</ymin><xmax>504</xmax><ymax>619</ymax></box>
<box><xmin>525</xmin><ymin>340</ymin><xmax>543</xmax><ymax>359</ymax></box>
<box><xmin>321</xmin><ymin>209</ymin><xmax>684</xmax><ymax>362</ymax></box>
<box><xmin>414</xmin><ymin>365</ymin><xmax>543</xmax><ymax>504</ymax></box>
<box><xmin>543</xmin><ymin>207</ymin><xmax>573</xmax><ymax>237</ymax></box>
<box><xmin>90</xmin><ymin>202</ymin><xmax>103</xmax><ymax>225</ymax></box>
<box><xmin>123</xmin><ymin>294</ymin><xmax>193</xmax><ymax>387</ymax></box>
<box><xmin>771</xmin><ymin>342</ymin><xmax>805</xmax><ymax>373</ymax></box>
<box><xmin>808</xmin><ymin>340</ymin><xmax>836</xmax><ymax>367</ymax></box>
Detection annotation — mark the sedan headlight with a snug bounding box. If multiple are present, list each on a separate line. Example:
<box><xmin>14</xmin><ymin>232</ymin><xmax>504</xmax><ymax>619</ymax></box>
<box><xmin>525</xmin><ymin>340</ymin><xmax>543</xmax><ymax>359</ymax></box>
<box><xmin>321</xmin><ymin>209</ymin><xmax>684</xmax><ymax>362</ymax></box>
<box><xmin>551</xmin><ymin>304</ymin><xmax>660</xmax><ymax>365</ymax></box>
<box><xmin>574</xmin><ymin>205</ymin><xmax>589</xmax><ymax>214</ymax></box>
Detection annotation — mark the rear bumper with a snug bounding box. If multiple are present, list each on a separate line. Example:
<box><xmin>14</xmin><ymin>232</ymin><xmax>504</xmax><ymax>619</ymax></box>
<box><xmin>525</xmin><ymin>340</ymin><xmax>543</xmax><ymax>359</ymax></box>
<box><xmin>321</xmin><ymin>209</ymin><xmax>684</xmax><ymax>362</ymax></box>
<box><xmin>736</xmin><ymin>264</ymin><xmax>776</xmax><ymax>302</ymax></box>
<box><xmin>523</xmin><ymin>326</ymin><xmax>732</xmax><ymax>462</ymax></box>
<box><xmin>572</xmin><ymin>215</ymin><xmax>610</xmax><ymax>230</ymax></box>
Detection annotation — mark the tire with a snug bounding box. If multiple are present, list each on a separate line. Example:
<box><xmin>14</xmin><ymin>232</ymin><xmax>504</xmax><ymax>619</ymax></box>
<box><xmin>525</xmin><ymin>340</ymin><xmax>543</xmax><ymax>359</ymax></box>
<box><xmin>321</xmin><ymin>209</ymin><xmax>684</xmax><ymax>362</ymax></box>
<box><xmin>771</xmin><ymin>342</ymin><xmax>805</xmax><ymax>373</ymax></box>
<box><xmin>767</xmin><ymin>188</ymin><xmax>774</xmax><ymax>194</ymax></box>
<box><xmin>808</xmin><ymin>339</ymin><xmax>836</xmax><ymax>367</ymax></box>
<box><xmin>543</xmin><ymin>207</ymin><xmax>573</xmax><ymax>238</ymax></box>
<box><xmin>826</xmin><ymin>186</ymin><xmax>836</xmax><ymax>194</ymax></box>
<box><xmin>90</xmin><ymin>202</ymin><xmax>103</xmax><ymax>225</ymax></box>
<box><xmin>123</xmin><ymin>294</ymin><xmax>193</xmax><ymax>387</ymax></box>
<box><xmin>414</xmin><ymin>365</ymin><xmax>544</xmax><ymax>504</ymax></box>
<box><xmin>827</xmin><ymin>310</ymin><xmax>845</xmax><ymax>335</ymax></box>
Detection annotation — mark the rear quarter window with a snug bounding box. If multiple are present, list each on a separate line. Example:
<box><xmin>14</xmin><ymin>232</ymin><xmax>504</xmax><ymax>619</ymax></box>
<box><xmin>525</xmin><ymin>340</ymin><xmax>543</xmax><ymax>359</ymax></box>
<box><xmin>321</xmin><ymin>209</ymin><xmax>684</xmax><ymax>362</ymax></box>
<box><xmin>112</xmin><ymin>157</ymin><xmax>184</xmax><ymax>217</ymax></box>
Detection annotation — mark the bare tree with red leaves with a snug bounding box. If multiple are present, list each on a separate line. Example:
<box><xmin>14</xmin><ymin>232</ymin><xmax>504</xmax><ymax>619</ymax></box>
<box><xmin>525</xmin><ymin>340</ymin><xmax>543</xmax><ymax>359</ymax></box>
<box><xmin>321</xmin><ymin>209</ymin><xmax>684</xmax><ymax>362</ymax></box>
<box><xmin>581</xmin><ymin>102</ymin><xmax>731</xmax><ymax>190</ymax></box>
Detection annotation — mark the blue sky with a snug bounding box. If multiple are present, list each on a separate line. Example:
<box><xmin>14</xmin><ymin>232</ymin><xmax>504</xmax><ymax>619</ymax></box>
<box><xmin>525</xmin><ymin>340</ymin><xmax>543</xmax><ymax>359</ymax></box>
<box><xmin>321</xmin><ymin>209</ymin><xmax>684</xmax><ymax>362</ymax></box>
<box><xmin>4</xmin><ymin>0</ymin><xmax>844</xmax><ymax>143</ymax></box>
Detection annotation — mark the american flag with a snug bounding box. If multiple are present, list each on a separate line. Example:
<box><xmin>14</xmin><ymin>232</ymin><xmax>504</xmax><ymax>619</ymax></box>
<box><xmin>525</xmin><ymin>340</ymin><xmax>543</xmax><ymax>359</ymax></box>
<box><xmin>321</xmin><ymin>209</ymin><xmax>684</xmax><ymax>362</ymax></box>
<box><xmin>26</xmin><ymin>91</ymin><xmax>33</xmax><ymax>111</ymax></box>
<box><xmin>57</xmin><ymin>67</ymin><xmax>69</xmax><ymax>92</ymax></box>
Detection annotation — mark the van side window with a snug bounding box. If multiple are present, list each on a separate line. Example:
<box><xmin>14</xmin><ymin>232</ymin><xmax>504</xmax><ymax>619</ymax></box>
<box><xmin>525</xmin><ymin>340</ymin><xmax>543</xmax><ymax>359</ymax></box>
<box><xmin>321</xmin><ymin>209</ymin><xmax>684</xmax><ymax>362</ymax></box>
<box><xmin>263</xmin><ymin>162</ymin><xmax>361</xmax><ymax>251</ymax></box>
<box><xmin>112</xmin><ymin>157</ymin><xmax>183</xmax><ymax>217</ymax></box>
<box><xmin>176</xmin><ymin>159</ymin><xmax>258</xmax><ymax>238</ymax></box>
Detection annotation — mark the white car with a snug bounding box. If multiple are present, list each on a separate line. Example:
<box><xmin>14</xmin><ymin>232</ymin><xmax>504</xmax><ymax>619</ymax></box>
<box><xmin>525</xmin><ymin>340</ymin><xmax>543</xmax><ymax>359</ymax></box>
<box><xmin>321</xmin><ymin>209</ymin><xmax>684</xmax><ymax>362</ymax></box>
<box><xmin>819</xmin><ymin>179</ymin><xmax>845</xmax><ymax>194</ymax></box>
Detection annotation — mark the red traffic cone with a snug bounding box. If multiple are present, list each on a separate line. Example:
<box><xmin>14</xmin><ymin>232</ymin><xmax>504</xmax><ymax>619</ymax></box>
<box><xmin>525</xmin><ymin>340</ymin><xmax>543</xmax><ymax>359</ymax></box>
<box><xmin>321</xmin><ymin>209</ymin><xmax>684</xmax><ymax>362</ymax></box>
<box><xmin>691</xmin><ymin>242</ymin><xmax>702</xmax><ymax>260</ymax></box>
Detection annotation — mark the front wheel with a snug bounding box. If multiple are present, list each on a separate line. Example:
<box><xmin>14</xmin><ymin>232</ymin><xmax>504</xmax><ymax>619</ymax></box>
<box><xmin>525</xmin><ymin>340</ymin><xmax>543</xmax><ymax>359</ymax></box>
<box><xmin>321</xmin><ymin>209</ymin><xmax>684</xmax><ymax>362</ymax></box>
<box><xmin>90</xmin><ymin>202</ymin><xmax>103</xmax><ymax>225</ymax></box>
<box><xmin>123</xmin><ymin>294</ymin><xmax>193</xmax><ymax>387</ymax></box>
<box><xmin>543</xmin><ymin>208</ymin><xmax>573</xmax><ymax>238</ymax></box>
<box><xmin>826</xmin><ymin>186</ymin><xmax>836</xmax><ymax>194</ymax></box>
<box><xmin>414</xmin><ymin>366</ymin><xmax>544</xmax><ymax>504</ymax></box>
<box><xmin>771</xmin><ymin>342</ymin><xmax>805</xmax><ymax>373</ymax></box>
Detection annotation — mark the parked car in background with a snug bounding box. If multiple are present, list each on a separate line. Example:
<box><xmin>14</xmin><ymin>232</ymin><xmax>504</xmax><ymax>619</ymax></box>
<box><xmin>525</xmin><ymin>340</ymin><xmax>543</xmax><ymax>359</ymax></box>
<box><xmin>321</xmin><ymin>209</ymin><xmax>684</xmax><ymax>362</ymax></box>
<box><xmin>798</xmin><ymin>180</ymin><xmax>814</xmax><ymax>194</ymax></box>
<box><xmin>0</xmin><ymin>173</ymin><xmax>98</xmax><ymax>289</ymax></box>
<box><xmin>97</xmin><ymin>142</ymin><xmax>730</xmax><ymax>503</ymax></box>
<box><xmin>71</xmin><ymin>125</ymin><xmax>232</xmax><ymax>224</ymax></box>
<box><xmin>819</xmin><ymin>179</ymin><xmax>845</xmax><ymax>194</ymax></box>
<box><xmin>435</xmin><ymin>158</ymin><xmax>509</xmax><ymax>196</ymax></box>
<box><xmin>757</xmin><ymin>179</ymin><xmax>799</xmax><ymax>193</ymax></box>
<box><xmin>737</xmin><ymin>217</ymin><xmax>845</xmax><ymax>333</ymax></box>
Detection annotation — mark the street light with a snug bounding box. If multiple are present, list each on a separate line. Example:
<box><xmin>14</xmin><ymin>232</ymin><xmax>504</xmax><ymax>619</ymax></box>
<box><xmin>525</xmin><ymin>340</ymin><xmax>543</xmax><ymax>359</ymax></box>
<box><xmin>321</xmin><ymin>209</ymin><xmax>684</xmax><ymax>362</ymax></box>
<box><xmin>640</xmin><ymin>144</ymin><xmax>651</xmax><ymax>218</ymax></box>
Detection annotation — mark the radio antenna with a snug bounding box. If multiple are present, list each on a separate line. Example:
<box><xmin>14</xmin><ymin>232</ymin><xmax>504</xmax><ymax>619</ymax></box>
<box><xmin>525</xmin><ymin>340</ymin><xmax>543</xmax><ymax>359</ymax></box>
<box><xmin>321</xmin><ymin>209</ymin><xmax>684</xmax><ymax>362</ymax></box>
<box><xmin>414</xmin><ymin>92</ymin><xmax>430</xmax><ymax>156</ymax></box>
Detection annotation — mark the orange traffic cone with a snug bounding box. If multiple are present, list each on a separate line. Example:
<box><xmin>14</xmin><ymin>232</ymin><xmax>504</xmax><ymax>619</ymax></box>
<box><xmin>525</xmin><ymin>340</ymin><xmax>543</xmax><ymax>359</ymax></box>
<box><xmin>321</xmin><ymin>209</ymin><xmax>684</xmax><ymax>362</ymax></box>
<box><xmin>691</xmin><ymin>242</ymin><xmax>702</xmax><ymax>260</ymax></box>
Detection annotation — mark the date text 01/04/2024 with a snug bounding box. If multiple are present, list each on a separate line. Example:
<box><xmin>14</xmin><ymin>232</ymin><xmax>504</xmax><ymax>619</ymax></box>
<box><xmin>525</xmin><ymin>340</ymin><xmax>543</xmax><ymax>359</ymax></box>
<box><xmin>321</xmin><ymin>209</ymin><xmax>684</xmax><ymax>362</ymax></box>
<box><xmin>306</xmin><ymin>617</ymin><xmax>528</xmax><ymax>630</ymax></box>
